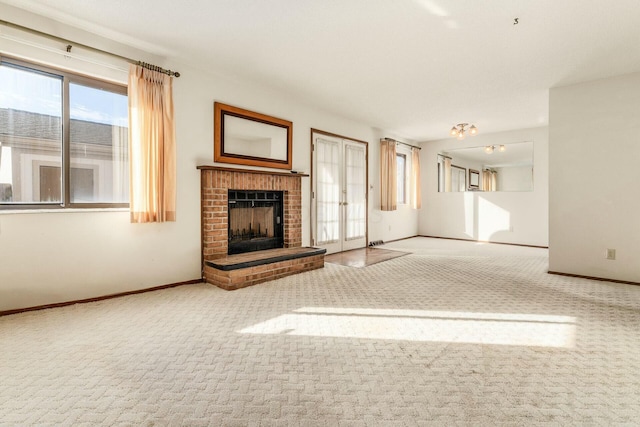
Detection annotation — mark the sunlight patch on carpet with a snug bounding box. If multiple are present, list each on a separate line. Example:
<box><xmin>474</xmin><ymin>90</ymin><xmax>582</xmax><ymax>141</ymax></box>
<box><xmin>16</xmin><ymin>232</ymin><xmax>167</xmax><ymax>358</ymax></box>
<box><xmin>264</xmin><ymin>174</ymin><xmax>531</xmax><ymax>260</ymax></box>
<box><xmin>239</xmin><ymin>307</ymin><xmax>576</xmax><ymax>348</ymax></box>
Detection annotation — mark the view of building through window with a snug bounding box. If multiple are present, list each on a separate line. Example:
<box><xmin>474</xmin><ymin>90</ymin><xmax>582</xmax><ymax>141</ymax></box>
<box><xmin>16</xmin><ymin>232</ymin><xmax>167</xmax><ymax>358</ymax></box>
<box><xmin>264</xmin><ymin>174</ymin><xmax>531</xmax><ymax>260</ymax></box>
<box><xmin>0</xmin><ymin>59</ymin><xmax>128</xmax><ymax>207</ymax></box>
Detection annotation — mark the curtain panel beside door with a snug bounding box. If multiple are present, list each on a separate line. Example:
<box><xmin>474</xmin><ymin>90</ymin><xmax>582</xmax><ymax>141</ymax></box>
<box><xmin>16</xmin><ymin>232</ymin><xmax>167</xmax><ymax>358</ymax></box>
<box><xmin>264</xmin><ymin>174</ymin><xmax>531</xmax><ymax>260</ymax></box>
<box><xmin>380</xmin><ymin>138</ymin><xmax>397</xmax><ymax>211</ymax></box>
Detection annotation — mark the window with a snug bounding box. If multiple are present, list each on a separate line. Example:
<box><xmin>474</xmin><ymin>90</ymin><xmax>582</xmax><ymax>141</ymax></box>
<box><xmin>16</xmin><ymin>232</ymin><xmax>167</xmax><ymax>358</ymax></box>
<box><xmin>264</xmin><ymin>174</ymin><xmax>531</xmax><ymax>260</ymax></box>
<box><xmin>396</xmin><ymin>153</ymin><xmax>406</xmax><ymax>204</ymax></box>
<box><xmin>0</xmin><ymin>57</ymin><xmax>128</xmax><ymax>209</ymax></box>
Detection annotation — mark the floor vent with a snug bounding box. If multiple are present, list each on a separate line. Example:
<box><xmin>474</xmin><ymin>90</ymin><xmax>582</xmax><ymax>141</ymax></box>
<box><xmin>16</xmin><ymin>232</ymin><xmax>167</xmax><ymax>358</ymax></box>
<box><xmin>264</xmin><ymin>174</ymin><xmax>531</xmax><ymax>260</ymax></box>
<box><xmin>368</xmin><ymin>240</ymin><xmax>384</xmax><ymax>247</ymax></box>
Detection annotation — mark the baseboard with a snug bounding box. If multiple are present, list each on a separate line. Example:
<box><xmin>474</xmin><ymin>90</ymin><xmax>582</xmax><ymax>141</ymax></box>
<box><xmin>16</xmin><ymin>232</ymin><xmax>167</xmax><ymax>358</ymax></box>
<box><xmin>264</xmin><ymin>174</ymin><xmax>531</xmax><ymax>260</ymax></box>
<box><xmin>548</xmin><ymin>271</ymin><xmax>640</xmax><ymax>286</ymax></box>
<box><xmin>381</xmin><ymin>235</ymin><xmax>420</xmax><ymax>245</ymax></box>
<box><xmin>418</xmin><ymin>235</ymin><xmax>548</xmax><ymax>249</ymax></box>
<box><xmin>0</xmin><ymin>279</ymin><xmax>203</xmax><ymax>318</ymax></box>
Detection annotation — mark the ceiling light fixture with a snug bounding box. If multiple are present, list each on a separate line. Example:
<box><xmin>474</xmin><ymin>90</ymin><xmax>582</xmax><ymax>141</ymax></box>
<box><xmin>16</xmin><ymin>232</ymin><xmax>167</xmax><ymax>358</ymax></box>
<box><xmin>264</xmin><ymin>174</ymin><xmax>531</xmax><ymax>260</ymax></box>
<box><xmin>450</xmin><ymin>123</ymin><xmax>478</xmax><ymax>140</ymax></box>
<box><xmin>484</xmin><ymin>145</ymin><xmax>506</xmax><ymax>154</ymax></box>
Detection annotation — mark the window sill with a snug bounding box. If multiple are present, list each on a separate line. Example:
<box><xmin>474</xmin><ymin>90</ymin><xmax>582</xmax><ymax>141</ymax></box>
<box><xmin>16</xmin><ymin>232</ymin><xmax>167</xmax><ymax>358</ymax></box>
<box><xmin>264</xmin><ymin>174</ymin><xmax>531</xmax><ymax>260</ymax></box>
<box><xmin>0</xmin><ymin>207</ymin><xmax>129</xmax><ymax>215</ymax></box>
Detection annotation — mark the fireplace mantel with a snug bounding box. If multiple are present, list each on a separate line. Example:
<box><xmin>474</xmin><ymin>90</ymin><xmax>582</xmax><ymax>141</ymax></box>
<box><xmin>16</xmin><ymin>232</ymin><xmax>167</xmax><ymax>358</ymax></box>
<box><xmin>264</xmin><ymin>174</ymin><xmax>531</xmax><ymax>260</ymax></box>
<box><xmin>197</xmin><ymin>165</ymin><xmax>309</xmax><ymax>177</ymax></box>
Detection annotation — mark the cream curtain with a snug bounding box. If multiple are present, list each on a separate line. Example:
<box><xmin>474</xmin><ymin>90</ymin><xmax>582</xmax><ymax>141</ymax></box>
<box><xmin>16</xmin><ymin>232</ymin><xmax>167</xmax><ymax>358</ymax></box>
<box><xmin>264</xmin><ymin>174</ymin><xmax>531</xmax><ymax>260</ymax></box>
<box><xmin>482</xmin><ymin>169</ymin><xmax>497</xmax><ymax>192</ymax></box>
<box><xmin>410</xmin><ymin>147</ymin><xmax>421</xmax><ymax>209</ymax></box>
<box><xmin>380</xmin><ymin>138</ymin><xmax>397</xmax><ymax>211</ymax></box>
<box><xmin>128</xmin><ymin>64</ymin><xmax>176</xmax><ymax>222</ymax></box>
<box><xmin>482</xmin><ymin>169</ymin><xmax>491</xmax><ymax>191</ymax></box>
<box><xmin>444</xmin><ymin>157</ymin><xmax>452</xmax><ymax>192</ymax></box>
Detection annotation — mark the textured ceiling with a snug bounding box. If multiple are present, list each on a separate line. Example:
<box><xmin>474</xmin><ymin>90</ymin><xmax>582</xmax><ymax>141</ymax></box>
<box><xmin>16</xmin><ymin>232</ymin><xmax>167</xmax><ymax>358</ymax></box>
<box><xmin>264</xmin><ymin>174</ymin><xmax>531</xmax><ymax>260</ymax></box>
<box><xmin>2</xmin><ymin>0</ymin><xmax>640</xmax><ymax>141</ymax></box>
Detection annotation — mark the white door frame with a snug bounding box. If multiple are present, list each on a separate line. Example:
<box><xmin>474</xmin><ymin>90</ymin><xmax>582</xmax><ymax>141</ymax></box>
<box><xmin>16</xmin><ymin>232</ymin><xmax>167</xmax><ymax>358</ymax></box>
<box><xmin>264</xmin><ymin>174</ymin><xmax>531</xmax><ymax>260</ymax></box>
<box><xmin>310</xmin><ymin>129</ymin><xmax>368</xmax><ymax>254</ymax></box>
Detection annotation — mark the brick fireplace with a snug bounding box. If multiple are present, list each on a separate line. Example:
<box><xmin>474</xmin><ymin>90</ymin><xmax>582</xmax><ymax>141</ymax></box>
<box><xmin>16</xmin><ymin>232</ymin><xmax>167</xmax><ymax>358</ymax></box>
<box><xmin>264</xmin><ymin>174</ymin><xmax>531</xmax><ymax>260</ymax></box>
<box><xmin>198</xmin><ymin>166</ymin><xmax>324</xmax><ymax>290</ymax></box>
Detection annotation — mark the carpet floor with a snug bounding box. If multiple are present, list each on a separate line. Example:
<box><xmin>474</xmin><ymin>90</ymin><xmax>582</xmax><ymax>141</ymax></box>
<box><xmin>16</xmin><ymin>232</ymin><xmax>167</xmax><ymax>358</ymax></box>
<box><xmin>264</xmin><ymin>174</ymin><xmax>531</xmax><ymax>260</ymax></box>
<box><xmin>1</xmin><ymin>237</ymin><xmax>639</xmax><ymax>426</ymax></box>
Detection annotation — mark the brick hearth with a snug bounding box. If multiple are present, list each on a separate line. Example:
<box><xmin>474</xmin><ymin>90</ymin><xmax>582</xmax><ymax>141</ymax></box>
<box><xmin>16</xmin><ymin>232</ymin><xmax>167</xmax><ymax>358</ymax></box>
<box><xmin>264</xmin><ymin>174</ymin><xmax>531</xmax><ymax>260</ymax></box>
<box><xmin>198</xmin><ymin>166</ymin><xmax>323</xmax><ymax>289</ymax></box>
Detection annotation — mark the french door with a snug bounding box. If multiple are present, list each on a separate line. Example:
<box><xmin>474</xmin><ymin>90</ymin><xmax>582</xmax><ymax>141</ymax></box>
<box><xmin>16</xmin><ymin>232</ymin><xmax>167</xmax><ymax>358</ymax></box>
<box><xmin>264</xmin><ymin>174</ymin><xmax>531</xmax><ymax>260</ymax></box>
<box><xmin>312</xmin><ymin>131</ymin><xmax>367</xmax><ymax>254</ymax></box>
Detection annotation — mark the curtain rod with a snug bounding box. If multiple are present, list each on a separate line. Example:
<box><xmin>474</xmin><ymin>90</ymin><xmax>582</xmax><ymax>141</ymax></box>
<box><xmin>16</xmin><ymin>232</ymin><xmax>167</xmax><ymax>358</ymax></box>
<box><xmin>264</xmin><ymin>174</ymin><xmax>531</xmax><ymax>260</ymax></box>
<box><xmin>382</xmin><ymin>137</ymin><xmax>421</xmax><ymax>150</ymax></box>
<box><xmin>0</xmin><ymin>19</ymin><xmax>180</xmax><ymax>77</ymax></box>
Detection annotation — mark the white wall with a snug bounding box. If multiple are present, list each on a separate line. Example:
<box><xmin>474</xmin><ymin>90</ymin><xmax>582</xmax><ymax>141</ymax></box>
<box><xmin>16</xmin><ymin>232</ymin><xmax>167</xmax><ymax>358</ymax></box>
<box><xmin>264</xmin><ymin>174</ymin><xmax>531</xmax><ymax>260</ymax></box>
<box><xmin>549</xmin><ymin>72</ymin><xmax>640</xmax><ymax>282</ymax></box>
<box><xmin>0</xmin><ymin>6</ymin><xmax>419</xmax><ymax>311</ymax></box>
<box><xmin>419</xmin><ymin>127</ymin><xmax>549</xmax><ymax>247</ymax></box>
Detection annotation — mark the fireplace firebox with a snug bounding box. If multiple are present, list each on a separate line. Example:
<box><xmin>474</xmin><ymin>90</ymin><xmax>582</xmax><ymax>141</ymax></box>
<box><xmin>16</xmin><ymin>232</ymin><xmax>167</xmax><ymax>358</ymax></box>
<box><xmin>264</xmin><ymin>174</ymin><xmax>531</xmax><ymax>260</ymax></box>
<box><xmin>228</xmin><ymin>190</ymin><xmax>284</xmax><ymax>255</ymax></box>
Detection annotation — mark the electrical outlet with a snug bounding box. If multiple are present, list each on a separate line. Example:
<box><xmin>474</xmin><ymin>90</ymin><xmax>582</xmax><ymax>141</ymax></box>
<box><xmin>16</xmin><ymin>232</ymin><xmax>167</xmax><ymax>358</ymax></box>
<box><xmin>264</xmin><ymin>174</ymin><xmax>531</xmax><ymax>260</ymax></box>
<box><xmin>606</xmin><ymin>249</ymin><xmax>616</xmax><ymax>260</ymax></box>
<box><xmin>509</xmin><ymin>225</ymin><xmax>514</xmax><ymax>232</ymax></box>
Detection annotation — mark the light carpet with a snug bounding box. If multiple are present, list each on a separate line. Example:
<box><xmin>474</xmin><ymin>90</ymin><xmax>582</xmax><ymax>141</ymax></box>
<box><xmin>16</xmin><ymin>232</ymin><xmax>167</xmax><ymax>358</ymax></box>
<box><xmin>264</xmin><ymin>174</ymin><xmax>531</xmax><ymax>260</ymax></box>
<box><xmin>1</xmin><ymin>237</ymin><xmax>639</xmax><ymax>426</ymax></box>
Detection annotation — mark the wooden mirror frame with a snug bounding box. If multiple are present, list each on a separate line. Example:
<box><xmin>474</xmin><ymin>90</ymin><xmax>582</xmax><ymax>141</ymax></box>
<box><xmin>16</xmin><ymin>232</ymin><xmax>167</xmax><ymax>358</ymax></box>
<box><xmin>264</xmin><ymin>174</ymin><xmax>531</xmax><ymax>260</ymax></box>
<box><xmin>214</xmin><ymin>102</ymin><xmax>293</xmax><ymax>170</ymax></box>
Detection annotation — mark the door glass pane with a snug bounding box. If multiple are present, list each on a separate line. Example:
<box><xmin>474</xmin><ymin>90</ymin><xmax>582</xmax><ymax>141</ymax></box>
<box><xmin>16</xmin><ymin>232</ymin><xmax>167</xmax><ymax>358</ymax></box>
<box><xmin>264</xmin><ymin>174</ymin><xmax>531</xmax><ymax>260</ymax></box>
<box><xmin>316</xmin><ymin>138</ymin><xmax>340</xmax><ymax>245</ymax></box>
<box><xmin>69</xmin><ymin>83</ymin><xmax>128</xmax><ymax>203</ymax></box>
<box><xmin>345</xmin><ymin>144</ymin><xmax>366</xmax><ymax>240</ymax></box>
<box><xmin>0</xmin><ymin>63</ymin><xmax>62</xmax><ymax>203</ymax></box>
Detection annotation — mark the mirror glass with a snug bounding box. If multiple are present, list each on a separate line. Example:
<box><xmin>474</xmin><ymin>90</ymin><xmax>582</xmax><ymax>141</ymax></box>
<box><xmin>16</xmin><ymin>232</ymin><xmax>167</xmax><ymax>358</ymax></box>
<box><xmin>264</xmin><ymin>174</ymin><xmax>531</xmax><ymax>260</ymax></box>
<box><xmin>224</xmin><ymin>115</ymin><xmax>288</xmax><ymax>161</ymax></box>
<box><xmin>438</xmin><ymin>141</ymin><xmax>533</xmax><ymax>192</ymax></box>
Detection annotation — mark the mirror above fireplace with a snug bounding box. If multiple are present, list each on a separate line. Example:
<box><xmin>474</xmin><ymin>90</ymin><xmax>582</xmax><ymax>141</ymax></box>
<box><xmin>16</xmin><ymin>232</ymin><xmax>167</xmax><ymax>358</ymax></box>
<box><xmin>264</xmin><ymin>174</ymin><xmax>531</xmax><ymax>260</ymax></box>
<box><xmin>214</xmin><ymin>102</ymin><xmax>293</xmax><ymax>170</ymax></box>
